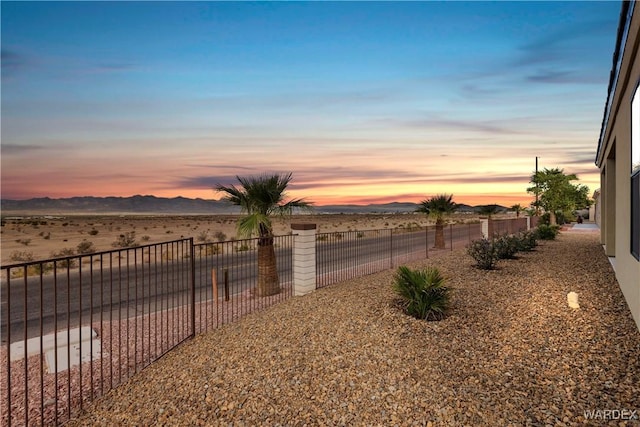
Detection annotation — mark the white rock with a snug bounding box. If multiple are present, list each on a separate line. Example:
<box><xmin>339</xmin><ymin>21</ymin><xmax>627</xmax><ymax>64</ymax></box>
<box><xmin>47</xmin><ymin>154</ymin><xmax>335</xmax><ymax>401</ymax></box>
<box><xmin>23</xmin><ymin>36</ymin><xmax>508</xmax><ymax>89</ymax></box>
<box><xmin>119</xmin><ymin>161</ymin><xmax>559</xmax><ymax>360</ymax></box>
<box><xmin>567</xmin><ymin>292</ymin><xmax>580</xmax><ymax>309</ymax></box>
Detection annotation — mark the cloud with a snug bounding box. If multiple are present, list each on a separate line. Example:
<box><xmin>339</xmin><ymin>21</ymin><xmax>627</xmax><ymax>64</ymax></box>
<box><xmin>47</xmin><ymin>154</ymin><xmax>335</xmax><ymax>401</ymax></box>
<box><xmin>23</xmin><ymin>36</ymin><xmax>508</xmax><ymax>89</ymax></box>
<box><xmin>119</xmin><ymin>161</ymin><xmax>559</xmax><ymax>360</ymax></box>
<box><xmin>1</xmin><ymin>48</ymin><xmax>30</xmax><ymax>78</ymax></box>
<box><xmin>0</xmin><ymin>144</ymin><xmax>46</xmax><ymax>155</ymax></box>
<box><xmin>526</xmin><ymin>70</ymin><xmax>573</xmax><ymax>83</ymax></box>
<box><xmin>387</xmin><ymin>116</ymin><xmax>523</xmax><ymax>136</ymax></box>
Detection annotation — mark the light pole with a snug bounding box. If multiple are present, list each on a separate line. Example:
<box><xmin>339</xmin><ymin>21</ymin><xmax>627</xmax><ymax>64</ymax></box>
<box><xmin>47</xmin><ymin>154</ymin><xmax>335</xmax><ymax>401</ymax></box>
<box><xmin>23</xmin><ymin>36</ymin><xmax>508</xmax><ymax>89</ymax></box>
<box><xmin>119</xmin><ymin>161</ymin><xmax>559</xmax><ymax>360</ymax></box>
<box><xmin>535</xmin><ymin>156</ymin><xmax>540</xmax><ymax>216</ymax></box>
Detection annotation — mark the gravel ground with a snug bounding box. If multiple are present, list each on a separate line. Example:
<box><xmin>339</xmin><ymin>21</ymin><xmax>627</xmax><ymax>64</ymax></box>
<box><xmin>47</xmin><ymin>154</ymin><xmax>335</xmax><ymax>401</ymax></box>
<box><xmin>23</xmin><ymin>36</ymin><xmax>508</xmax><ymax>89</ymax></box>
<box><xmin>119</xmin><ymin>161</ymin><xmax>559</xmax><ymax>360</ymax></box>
<box><xmin>66</xmin><ymin>232</ymin><xmax>640</xmax><ymax>426</ymax></box>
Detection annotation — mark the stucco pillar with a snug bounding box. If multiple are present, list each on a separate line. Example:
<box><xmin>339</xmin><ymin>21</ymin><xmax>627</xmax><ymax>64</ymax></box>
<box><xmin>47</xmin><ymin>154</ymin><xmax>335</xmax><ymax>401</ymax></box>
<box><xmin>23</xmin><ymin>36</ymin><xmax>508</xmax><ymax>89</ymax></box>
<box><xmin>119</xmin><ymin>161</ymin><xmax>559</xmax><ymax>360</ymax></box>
<box><xmin>292</xmin><ymin>223</ymin><xmax>316</xmax><ymax>296</ymax></box>
<box><xmin>480</xmin><ymin>219</ymin><xmax>489</xmax><ymax>239</ymax></box>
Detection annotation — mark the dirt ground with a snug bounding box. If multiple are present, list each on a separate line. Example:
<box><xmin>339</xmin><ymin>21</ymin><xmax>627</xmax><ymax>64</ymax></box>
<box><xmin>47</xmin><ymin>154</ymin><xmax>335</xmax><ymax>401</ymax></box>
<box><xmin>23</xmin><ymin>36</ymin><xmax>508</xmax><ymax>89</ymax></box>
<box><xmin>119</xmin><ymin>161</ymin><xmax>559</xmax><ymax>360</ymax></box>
<box><xmin>0</xmin><ymin>213</ymin><xmax>499</xmax><ymax>266</ymax></box>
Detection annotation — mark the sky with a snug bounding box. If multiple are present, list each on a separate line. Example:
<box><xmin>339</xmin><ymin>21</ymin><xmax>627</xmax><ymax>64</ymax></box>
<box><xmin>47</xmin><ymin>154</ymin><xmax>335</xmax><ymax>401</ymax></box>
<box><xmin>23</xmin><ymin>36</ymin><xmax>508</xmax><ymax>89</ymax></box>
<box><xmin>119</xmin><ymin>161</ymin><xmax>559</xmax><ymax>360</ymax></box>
<box><xmin>1</xmin><ymin>1</ymin><xmax>621</xmax><ymax>207</ymax></box>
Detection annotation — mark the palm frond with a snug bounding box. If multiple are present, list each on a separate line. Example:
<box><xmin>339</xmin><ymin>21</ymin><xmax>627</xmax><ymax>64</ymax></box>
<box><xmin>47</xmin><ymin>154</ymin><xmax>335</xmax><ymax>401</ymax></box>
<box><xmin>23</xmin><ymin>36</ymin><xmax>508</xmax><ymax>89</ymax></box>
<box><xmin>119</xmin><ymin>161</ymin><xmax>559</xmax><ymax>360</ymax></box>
<box><xmin>237</xmin><ymin>213</ymin><xmax>271</xmax><ymax>238</ymax></box>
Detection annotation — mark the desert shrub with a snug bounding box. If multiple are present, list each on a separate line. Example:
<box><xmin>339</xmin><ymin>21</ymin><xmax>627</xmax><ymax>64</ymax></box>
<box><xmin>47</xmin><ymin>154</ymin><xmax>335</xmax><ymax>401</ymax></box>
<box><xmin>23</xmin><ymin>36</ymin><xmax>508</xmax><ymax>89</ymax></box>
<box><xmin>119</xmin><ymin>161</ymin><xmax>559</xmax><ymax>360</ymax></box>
<box><xmin>493</xmin><ymin>234</ymin><xmax>519</xmax><ymax>260</ymax></box>
<box><xmin>197</xmin><ymin>231</ymin><xmax>209</xmax><ymax>243</ymax></box>
<box><xmin>316</xmin><ymin>234</ymin><xmax>329</xmax><ymax>241</ymax></box>
<box><xmin>112</xmin><ymin>232</ymin><xmax>138</xmax><ymax>248</ymax></box>
<box><xmin>356</xmin><ymin>232</ymin><xmax>365</xmax><ymax>238</ymax></box>
<box><xmin>15</xmin><ymin>239</ymin><xmax>31</xmax><ymax>246</ymax></box>
<box><xmin>77</xmin><ymin>240</ymin><xmax>96</xmax><ymax>254</ymax></box>
<box><xmin>535</xmin><ymin>224</ymin><xmax>560</xmax><ymax>240</ymax></box>
<box><xmin>214</xmin><ymin>231</ymin><xmax>227</xmax><ymax>242</ymax></box>
<box><xmin>235</xmin><ymin>243</ymin><xmax>250</xmax><ymax>252</ymax></box>
<box><xmin>141</xmin><ymin>235</ymin><xmax>150</xmax><ymax>242</ymax></box>
<box><xmin>10</xmin><ymin>250</ymin><xmax>34</xmax><ymax>263</ymax></box>
<box><xmin>203</xmin><ymin>244</ymin><xmax>221</xmax><ymax>255</ymax></box>
<box><xmin>88</xmin><ymin>229</ymin><xmax>99</xmax><ymax>236</ymax></box>
<box><xmin>393</xmin><ymin>266</ymin><xmax>451</xmax><ymax>321</ymax></box>
<box><xmin>51</xmin><ymin>248</ymin><xmax>77</xmax><ymax>268</ymax></box>
<box><xmin>515</xmin><ymin>231</ymin><xmax>538</xmax><ymax>252</ymax></box>
<box><xmin>467</xmin><ymin>238</ymin><xmax>498</xmax><ymax>270</ymax></box>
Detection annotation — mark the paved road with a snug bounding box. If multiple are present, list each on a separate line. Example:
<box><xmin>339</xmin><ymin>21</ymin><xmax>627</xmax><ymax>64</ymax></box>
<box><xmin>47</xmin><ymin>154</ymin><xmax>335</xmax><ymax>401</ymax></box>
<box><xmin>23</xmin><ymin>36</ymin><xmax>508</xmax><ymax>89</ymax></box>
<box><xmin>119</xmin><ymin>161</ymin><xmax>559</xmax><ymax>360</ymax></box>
<box><xmin>1</xmin><ymin>226</ymin><xmax>481</xmax><ymax>343</ymax></box>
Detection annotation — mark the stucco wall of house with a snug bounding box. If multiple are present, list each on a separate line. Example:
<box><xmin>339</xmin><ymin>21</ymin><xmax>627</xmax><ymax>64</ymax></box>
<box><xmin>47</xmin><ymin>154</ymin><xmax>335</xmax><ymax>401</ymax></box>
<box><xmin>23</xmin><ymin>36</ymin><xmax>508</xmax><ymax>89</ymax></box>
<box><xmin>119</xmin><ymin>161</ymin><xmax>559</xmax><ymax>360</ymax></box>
<box><xmin>598</xmin><ymin>6</ymin><xmax>640</xmax><ymax>331</ymax></box>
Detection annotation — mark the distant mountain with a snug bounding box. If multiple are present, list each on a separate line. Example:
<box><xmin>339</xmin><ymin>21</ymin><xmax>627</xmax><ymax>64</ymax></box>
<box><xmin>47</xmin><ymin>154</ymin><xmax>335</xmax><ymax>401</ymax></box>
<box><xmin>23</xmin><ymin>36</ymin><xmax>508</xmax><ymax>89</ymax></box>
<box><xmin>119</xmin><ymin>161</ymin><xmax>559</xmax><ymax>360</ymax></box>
<box><xmin>0</xmin><ymin>196</ymin><xmax>510</xmax><ymax>215</ymax></box>
<box><xmin>0</xmin><ymin>195</ymin><xmax>240</xmax><ymax>214</ymax></box>
<box><xmin>316</xmin><ymin>202</ymin><xmax>420</xmax><ymax>214</ymax></box>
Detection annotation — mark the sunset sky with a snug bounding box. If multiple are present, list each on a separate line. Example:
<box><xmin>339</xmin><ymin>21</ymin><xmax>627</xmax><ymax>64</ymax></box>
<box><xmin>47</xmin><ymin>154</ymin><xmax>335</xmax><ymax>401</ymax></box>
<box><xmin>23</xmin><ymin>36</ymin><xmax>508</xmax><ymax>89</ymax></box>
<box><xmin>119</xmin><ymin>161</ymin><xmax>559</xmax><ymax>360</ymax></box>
<box><xmin>1</xmin><ymin>1</ymin><xmax>620</xmax><ymax>206</ymax></box>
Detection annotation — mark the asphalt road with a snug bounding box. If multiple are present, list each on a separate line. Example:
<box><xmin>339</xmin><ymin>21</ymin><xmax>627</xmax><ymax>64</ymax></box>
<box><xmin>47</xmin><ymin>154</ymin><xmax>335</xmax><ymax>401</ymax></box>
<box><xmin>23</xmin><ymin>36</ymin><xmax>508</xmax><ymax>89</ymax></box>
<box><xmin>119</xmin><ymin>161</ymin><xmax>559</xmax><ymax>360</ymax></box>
<box><xmin>1</xmin><ymin>227</ymin><xmax>480</xmax><ymax>343</ymax></box>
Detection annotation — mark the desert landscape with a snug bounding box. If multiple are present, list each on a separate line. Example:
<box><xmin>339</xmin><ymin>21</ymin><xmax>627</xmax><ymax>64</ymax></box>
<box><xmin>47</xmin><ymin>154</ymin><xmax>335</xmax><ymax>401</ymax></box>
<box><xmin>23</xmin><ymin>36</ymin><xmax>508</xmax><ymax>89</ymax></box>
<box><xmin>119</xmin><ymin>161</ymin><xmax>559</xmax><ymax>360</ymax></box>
<box><xmin>0</xmin><ymin>213</ymin><xmax>501</xmax><ymax>266</ymax></box>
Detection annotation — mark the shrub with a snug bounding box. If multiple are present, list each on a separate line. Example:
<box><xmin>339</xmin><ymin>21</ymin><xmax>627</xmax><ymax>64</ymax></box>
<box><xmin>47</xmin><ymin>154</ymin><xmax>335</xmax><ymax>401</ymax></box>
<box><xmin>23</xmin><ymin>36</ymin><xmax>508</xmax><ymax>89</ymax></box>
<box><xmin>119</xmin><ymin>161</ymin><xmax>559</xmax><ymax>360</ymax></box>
<box><xmin>214</xmin><ymin>231</ymin><xmax>227</xmax><ymax>242</ymax></box>
<box><xmin>10</xmin><ymin>250</ymin><xmax>34</xmax><ymax>263</ymax></box>
<box><xmin>77</xmin><ymin>240</ymin><xmax>96</xmax><ymax>254</ymax></box>
<box><xmin>51</xmin><ymin>248</ymin><xmax>77</xmax><ymax>268</ymax></box>
<box><xmin>535</xmin><ymin>224</ymin><xmax>560</xmax><ymax>240</ymax></box>
<box><xmin>197</xmin><ymin>231</ymin><xmax>209</xmax><ymax>243</ymax></box>
<box><xmin>493</xmin><ymin>234</ymin><xmax>519</xmax><ymax>260</ymax></box>
<box><xmin>393</xmin><ymin>266</ymin><xmax>451</xmax><ymax>321</ymax></box>
<box><xmin>88</xmin><ymin>229</ymin><xmax>99</xmax><ymax>236</ymax></box>
<box><xmin>515</xmin><ymin>231</ymin><xmax>538</xmax><ymax>252</ymax></box>
<box><xmin>467</xmin><ymin>238</ymin><xmax>498</xmax><ymax>270</ymax></box>
<box><xmin>112</xmin><ymin>232</ymin><xmax>138</xmax><ymax>248</ymax></box>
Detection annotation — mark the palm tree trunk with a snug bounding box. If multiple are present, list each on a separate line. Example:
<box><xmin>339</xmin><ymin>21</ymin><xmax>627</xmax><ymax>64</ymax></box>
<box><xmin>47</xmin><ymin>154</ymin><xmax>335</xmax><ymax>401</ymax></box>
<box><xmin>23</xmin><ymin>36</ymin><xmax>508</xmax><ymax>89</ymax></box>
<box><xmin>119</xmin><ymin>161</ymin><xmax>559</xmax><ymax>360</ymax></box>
<box><xmin>434</xmin><ymin>221</ymin><xmax>445</xmax><ymax>249</ymax></box>
<box><xmin>256</xmin><ymin>236</ymin><xmax>280</xmax><ymax>296</ymax></box>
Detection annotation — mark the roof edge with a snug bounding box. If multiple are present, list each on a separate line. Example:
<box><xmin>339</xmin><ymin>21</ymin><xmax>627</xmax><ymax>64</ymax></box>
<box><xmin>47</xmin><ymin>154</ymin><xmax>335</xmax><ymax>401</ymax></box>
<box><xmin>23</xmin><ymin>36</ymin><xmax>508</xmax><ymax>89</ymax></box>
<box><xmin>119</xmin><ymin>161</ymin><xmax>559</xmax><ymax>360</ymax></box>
<box><xmin>596</xmin><ymin>1</ymin><xmax>634</xmax><ymax>167</ymax></box>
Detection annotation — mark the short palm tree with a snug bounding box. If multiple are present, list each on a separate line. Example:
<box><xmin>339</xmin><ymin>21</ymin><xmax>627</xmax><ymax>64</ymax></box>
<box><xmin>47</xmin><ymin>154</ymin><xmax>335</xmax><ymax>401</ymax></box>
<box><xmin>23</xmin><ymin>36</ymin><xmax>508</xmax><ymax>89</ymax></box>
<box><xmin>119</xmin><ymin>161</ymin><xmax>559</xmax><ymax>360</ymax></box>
<box><xmin>416</xmin><ymin>194</ymin><xmax>456</xmax><ymax>249</ymax></box>
<box><xmin>216</xmin><ymin>173</ymin><xmax>312</xmax><ymax>296</ymax></box>
<box><xmin>510</xmin><ymin>203</ymin><xmax>524</xmax><ymax>218</ymax></box>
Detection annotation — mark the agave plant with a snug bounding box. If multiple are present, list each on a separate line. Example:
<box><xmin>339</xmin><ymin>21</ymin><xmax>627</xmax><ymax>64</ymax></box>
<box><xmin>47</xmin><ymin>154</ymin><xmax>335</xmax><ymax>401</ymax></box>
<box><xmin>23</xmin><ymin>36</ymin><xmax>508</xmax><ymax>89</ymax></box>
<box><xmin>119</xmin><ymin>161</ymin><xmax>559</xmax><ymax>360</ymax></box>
<box><xmin>393</xmin><ymin>266</ymin><xmax>451</xmax><ymax>321</ymax></box>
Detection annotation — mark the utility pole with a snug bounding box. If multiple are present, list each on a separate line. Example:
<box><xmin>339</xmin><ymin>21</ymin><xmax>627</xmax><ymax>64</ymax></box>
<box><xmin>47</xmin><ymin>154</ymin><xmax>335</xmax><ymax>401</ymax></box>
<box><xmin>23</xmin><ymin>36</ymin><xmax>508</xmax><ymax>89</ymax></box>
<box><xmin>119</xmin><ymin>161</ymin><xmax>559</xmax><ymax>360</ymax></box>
<box><xmin>535</xmin><ymin>156</ymin><xmax>539</xmax><ymax>216</ymax></box>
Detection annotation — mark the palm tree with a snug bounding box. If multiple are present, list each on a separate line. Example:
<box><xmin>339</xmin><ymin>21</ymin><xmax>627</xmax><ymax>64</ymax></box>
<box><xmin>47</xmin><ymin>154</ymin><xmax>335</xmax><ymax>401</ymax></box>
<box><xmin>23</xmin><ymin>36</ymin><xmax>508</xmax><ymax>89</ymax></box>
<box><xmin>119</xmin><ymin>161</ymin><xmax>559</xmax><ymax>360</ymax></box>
<box><xmin>478</xmin><ymin>204</ymin><xmax>499</xmax><ymax>218</ymax></box>
<box><xmin>416</xmin><ymin>194</ymin><xmax>456</xmax><ymax>249</ymax></box>
<box><xmin>510</xmin><ymin>203</ymin><xmax>524</xmax><ymax>218</ymax></box>
<box><xmin>216</xmin><ymin>173</ymin><xmax>312</xmax><ymax>296</ymax></box>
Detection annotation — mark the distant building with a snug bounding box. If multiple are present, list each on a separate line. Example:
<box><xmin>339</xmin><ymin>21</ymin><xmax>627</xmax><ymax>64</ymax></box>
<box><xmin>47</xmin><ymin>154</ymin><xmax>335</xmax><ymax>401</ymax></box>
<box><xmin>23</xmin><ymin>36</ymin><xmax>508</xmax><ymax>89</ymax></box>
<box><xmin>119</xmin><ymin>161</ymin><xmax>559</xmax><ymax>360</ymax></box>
<box><xmin>595</xmin><ymin>1</ymin><xmax>640</xmax><ymax>330</ymax></box>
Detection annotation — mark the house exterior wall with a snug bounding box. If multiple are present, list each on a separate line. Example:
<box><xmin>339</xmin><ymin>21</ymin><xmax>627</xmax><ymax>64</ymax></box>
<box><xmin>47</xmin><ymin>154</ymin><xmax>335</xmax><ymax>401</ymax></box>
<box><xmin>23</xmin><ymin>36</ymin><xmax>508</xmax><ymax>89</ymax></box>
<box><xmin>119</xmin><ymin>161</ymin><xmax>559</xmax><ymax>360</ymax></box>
<box><xmin>596</xmin><ymin>1</ymin><xmax>640</xmax><ymax>331</ymax></box>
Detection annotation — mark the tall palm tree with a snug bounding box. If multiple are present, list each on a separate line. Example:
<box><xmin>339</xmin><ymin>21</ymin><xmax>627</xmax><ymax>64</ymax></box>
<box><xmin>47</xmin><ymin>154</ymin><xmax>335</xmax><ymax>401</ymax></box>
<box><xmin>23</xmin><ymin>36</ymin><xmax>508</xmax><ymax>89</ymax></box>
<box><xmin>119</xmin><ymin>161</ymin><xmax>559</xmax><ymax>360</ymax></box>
<box><xmin>416</xmin><ymin>194</ymin><xmax>456</xmax><ymax>249</ymax></box>
<box><xmin>216</xmin><ymin>173</ymin><xmax>312</xmax><ymax>296</ymax></box>
<box><xmin>510</xmin><ymin>203</ymin><xmax>524</xmax><ymax>218</ymax></box>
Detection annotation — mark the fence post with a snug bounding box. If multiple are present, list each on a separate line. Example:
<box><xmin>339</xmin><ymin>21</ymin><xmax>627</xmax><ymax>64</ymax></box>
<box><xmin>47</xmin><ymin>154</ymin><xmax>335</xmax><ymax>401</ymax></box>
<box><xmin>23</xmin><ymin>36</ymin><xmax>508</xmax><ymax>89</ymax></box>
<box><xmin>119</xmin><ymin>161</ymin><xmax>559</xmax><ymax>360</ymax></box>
<box><xmin>292</xmin><ymin>224</ymin><xmax>316</xmax><ymax>296</ymax></box>
<box><xmin>190</xmin><ymin>238</ymin><xmax>196</xmax><ymax>338</ymax></box>
<box><xmin>450</xmin><ymin>224</ymin><xmax>453</xmax><ymax>251</ymax></box>
<box><xmin>481</xmin><ymin>219</ymin><xmax>489</xmax><ymax>238</ymax></box>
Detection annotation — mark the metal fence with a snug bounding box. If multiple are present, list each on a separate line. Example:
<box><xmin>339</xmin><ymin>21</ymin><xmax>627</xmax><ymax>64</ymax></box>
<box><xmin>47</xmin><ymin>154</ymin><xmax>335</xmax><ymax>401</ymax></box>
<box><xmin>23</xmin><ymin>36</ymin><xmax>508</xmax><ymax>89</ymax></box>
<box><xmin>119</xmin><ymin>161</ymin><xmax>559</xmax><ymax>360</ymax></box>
<box><xmin>192</xmin><ymin>235</ymin><xmax>294</xmax><ymax>334</ymax></box>
<box><xmin>316</xmin><ymin>222</ymin><xmax>484</xmax><ymax>288</ymax></box>
<box><xmin>0</xmin><ymin>217</ymin><xmax>530</xmax><ymax>425</ymax></box>
<box><xmin>0</xmin><ymin>235</ymin><xmax>294</xmax><ymax>426</ymax></box>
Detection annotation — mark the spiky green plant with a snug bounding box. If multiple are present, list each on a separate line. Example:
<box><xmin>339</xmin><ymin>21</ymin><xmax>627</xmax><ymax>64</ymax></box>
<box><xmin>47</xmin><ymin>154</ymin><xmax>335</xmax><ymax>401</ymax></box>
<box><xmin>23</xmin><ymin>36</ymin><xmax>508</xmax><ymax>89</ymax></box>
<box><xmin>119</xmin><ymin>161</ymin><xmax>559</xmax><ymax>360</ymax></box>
<box><xmin>393</xmin><ymin>266</ymin><xmax>451</xmax><ymax>321</ymax></box>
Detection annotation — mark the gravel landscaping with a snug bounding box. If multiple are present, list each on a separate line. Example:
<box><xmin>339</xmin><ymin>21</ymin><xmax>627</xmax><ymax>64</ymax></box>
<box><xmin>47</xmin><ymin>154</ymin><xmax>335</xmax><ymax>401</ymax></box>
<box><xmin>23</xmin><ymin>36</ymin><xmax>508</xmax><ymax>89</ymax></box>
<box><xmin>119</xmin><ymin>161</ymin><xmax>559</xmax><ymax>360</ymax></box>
<box><xmin>67</xmin><ymin>232</ymin><xmax>640</xmax><ymax>426</ymax></box>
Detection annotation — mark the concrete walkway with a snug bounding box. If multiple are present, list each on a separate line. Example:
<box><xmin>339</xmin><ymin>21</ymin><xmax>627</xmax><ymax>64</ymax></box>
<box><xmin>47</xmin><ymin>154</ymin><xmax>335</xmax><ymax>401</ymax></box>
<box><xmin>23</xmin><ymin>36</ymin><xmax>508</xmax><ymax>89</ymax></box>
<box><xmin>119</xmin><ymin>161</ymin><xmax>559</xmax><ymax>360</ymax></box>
<box><xmin>566</xmin><ymin>222</ymin><xmax>599</xmax><ymax>232</ymax></box>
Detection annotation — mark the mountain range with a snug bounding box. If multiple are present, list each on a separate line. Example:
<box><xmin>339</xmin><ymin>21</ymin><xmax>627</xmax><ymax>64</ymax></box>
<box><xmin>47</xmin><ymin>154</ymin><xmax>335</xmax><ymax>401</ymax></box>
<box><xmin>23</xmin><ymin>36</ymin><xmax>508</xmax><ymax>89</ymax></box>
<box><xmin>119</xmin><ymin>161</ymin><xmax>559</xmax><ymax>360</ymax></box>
<box><xmin>0</xmin><ymin>195</ymin><xmax>509</xmax><ymax>215</ymax></box>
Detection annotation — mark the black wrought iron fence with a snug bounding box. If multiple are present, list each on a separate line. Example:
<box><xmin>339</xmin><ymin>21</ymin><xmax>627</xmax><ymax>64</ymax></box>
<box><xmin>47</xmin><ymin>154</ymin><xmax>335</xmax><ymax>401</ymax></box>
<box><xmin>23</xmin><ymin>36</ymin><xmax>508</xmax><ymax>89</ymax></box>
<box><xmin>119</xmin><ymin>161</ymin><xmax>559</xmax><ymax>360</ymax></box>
<box><xmin>316</xmin><ymin>223</ymin><xmax>486</xmax><ymax>289</ymax></box>
<box><xmin>192</xmin><ymin>235</ymin><xmax>294</xmax><ymax>334</ymax></box>
<box><xmin>1</xmin><ymin>217</ymin><xmax>532</xmax><ymax>426</ymax></box>
<box><xmin>1</xmin><ymin>238</ymin><xmax>195</xmax><ymax>426</ymax></box>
